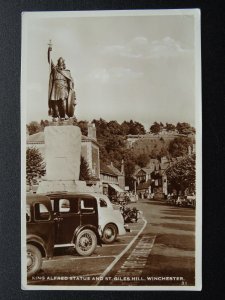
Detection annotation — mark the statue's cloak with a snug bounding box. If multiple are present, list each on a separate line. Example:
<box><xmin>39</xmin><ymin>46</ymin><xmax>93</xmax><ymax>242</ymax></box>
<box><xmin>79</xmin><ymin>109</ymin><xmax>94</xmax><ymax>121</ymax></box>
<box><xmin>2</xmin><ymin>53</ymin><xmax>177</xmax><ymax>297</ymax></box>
<box><xmin>48</xmin><ymin>65</ymin><xmax>76</xmax><ymax>117</ymax></box>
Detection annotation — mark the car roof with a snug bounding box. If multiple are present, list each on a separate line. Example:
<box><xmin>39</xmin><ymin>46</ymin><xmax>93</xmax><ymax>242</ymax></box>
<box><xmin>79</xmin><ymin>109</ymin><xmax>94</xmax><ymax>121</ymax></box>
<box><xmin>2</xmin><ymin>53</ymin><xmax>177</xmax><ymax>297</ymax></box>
<box><xmin>26</xmin><ymin>194</ymin><xmax>51</xmax><ymax>205</ymax></box>
<box><xmin>45</xmin><ymin>192</ymin><xmax>106</xmax><ymax>198</ymax></box>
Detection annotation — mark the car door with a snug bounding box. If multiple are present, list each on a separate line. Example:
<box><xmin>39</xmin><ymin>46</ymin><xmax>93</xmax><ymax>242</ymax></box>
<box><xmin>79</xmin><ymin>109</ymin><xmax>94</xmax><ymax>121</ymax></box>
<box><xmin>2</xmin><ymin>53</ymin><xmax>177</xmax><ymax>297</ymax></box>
<box><xmin>80</xmin><ymin>197</ymin><xmax>98</xmax><ymax>228</ymax></box>
<box><xmin>52</xmin><ymin>197</ymin><xmax>81</xmax><ymax>245</ymax></box>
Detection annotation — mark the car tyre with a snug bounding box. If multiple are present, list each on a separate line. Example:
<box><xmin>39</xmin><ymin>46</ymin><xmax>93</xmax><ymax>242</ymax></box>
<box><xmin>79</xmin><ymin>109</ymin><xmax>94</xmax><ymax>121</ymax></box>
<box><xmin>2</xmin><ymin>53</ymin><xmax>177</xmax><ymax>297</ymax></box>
<box><xmin>27</xmin><ymin>244</ymin><xmax>42</xmax><ymax>278</ymax></box>
<box><xmin>75</xmin><ymin>229</ymin><xmax>97</xmax><ymax>256</ymax></box>
<box><xmin>102</xmin><ymin>223</ymin><xmax>117</xmax><ymax>244</ymax></box>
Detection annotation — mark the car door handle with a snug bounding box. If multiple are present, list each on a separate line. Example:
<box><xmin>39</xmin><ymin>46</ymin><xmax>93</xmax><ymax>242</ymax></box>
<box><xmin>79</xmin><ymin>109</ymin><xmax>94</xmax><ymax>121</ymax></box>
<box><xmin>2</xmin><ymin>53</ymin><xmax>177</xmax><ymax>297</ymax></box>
<box><xmin>54</xmin><ymin>217</ymin><xmax>63</xmax><ymax>222</ymax></box>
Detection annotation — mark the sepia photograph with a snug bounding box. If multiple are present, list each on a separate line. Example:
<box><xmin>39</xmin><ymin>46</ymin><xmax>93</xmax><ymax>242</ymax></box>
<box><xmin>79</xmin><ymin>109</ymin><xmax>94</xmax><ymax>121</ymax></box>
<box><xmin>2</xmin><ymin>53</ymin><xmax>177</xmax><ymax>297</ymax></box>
<box><xmin>21</xmin><ymin>9</ymin><xmax>202</xmax><ymax>290</ymax></box>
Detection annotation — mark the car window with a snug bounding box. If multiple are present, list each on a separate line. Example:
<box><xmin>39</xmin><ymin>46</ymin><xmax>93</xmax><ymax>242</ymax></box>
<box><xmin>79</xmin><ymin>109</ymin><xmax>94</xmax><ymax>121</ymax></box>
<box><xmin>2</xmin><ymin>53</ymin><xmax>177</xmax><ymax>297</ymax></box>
<box><xmin>80</xmin><ymin>198</ymin><xmax>95</xmax><ymax>214</ymax></box>
<box><xmin>59</xmin><ymin>198</ymin><xmax>79</xmax><ymax>213</ymax></box>
<box><xmin>59</xmin><ymin>199</ymin><xmax>70</xmax><ymax>212</ymax></box>
<box><xmin>99</xmin><ymin>199</ymin><xmax>108</xmax><ymax>208</ymax></box>
<box><xmin>34</xmin><ymin>203</ymin><xmax>51</xmax><ymax>221</ymax></box>
<box><xmin>26</xmin><ymin>204</ymin><xmax>31</xmax><ymax>222</ymax></box>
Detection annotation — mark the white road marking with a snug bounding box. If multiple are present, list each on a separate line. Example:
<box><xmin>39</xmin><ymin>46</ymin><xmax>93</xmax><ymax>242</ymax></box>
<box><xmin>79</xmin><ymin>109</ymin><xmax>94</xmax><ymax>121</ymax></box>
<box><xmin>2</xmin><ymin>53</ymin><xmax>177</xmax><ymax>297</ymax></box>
<box><xmin>95</xmin><ymin>217</ymin><xmax>147</xmax><ymax>286</ymax></box>
<box><xmin>44</xmin><ymin>255</ymin><xmax>116</xmax><ymax>263</ymax></box>
<box><xmin>113</xmin><ymin>236</ymin><xmax>156</xmax><ymax>278</ymax></box>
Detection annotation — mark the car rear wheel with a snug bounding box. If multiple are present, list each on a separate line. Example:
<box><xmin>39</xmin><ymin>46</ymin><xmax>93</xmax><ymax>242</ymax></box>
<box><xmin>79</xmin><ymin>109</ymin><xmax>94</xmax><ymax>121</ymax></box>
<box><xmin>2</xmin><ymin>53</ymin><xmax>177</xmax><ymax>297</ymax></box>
<box><xmin>75</xmin><ymin>229</ymin><xmax>97</xmax><ymax>256</ymax></box>
<box><xmin>27</xmin><ymin>244</ymin><xmax>42</xmax><ymax>278</ymax></box>
<box><xmin>102</xmin><ymin>224</ymin><xmax>117</xmax><ymax>244</ymax></box>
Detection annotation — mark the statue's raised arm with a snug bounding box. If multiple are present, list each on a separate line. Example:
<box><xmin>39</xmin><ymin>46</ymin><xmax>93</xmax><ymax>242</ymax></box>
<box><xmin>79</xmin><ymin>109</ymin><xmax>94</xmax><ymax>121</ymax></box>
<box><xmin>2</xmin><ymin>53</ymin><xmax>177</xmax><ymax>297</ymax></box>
<box><xmin>47</xmin><ymin>42</ymin><xmax>76</xmax><ymax>121</ymax></box>
<box><xmin>47</xmin><ymin>40</ymin><xmax>52</xmax><ymax>65</ymax></box>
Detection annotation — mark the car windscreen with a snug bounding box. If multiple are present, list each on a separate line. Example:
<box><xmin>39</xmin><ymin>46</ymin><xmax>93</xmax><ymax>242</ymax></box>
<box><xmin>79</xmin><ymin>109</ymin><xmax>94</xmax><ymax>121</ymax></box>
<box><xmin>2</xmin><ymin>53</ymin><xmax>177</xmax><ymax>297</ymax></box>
<box><xmin>34</xmin><ymin>202</ymin><xmax>51</xmax><ymax>221</ymax></box>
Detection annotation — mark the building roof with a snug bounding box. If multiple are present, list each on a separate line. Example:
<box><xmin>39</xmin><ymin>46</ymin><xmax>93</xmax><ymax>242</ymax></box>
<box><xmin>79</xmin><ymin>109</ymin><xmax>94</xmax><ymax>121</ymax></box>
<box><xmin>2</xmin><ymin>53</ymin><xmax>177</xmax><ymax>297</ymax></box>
<box><xmin>80</xmin><ymin>134</ymin><xmax>100</xmax><ymax>146</ymax></box>
<box><xmin>107</xmin><ymin>163</ymin><xmax>123</xmax><ymax>176</ymax></box>
<box><xmin>100</xmin><ymin>162</ymin><xmax>117</xmax><ymax>176</ymax></box>
<box><xmin>108</xmin><ymin>183</ymin><xmax>124</xmax><ymax>193</ymax></box>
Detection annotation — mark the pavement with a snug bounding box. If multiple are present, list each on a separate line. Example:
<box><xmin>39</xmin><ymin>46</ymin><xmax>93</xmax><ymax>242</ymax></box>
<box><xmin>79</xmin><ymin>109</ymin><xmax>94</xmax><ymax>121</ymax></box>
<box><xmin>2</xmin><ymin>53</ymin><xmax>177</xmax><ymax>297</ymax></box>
<box><xmin>27</xmin><ymin>198</ymin><xmax>196</xmax><ymax>287</ymax></box>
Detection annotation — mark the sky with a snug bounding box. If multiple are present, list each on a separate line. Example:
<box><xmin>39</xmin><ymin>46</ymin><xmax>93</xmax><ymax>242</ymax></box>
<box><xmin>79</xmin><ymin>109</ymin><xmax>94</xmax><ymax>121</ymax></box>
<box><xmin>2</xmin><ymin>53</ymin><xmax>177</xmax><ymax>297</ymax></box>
<box><xmin>22</xmin><ymin>10</ymin><xmax>200</xmax><ymax>130</ymax></box>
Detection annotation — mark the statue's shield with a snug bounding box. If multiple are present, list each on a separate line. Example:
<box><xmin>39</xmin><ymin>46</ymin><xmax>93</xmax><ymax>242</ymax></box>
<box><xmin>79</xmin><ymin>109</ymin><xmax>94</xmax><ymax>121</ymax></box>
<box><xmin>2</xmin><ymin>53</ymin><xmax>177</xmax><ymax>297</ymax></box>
<box><xmin>67</xmin><ymin>90</ymin><xmax>76</xmax><ymax>117</ymax></box>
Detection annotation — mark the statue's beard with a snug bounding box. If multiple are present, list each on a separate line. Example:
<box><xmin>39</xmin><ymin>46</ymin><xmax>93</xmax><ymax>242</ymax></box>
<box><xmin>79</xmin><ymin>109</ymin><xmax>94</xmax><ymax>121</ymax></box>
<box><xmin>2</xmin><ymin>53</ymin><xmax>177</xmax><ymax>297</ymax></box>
<box><xmin>58</xmin><ymin>63</ymin><xmax>65</xmax><ymax>70</ymax></box>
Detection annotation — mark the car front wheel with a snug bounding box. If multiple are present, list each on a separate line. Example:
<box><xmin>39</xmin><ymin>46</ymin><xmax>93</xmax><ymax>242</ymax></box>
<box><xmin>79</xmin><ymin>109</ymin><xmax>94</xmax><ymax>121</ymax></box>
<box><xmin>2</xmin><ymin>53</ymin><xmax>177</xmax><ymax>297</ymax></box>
<box><xmin>102</xmin><ymin>224</ymin><xmax>117</xmax><ymax>244</ymax></box>
<box><xmin>75</xmin><ymin>229</ymin><xmax>97</xmax><ymax>256</ymax></box>
<box><xmin>27</xmin><ymin>244</ymin><xmax>42</xmax><ymax>278</ymax></box>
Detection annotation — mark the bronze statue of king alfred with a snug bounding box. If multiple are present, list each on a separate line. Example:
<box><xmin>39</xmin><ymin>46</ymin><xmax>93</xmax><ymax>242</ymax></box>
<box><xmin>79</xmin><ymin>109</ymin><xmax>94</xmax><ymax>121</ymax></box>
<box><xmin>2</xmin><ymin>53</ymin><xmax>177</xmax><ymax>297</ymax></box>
<box><xmin>48</xmin><ymin>42</ymin><xmax>76</xmax><ymax>121</ymax></box>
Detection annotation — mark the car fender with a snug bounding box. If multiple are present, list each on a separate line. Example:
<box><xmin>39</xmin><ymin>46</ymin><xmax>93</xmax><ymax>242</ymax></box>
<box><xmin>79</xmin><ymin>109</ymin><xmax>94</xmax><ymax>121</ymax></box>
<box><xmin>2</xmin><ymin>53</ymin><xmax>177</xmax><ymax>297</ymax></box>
<box><xmin>103</xmin><ymin>211</ymin><xmax>125</xmax><ymax>232</ymax></box>
<box><xmin>72</xmin><ymin>225</ymin><xmax>102</xmax><ymax>246</ymax></box>
<box><xmin>26</xmin><ymin>234</ymin><xmax>47</xmax><ymax>257</ymax></box>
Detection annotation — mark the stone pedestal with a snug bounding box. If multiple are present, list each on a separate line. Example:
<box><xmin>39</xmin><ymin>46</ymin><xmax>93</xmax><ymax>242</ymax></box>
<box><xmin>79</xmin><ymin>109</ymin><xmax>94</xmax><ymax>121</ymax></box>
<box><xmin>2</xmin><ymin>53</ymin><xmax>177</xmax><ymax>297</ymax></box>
<box><xmin>45</xmin><ymin>125</ymin><xmax>81</xmax><ymax>180</ymax></box>
<box><xmin>37</xmin><ymin>125</ymin><xmax>92</xmax><ymax>194</ymax></box>
<box><xmin>37</xmin><ymin>180</ymin><xmax>94</xmax><ymax>193</ymax></box>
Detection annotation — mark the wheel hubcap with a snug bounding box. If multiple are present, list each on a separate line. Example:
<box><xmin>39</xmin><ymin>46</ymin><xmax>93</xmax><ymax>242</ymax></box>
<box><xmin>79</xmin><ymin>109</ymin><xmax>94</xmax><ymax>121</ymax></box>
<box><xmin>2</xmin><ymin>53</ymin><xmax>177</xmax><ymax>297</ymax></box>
<box><xmin>27</xmin><ymin>252</ymin><xmax>34</xmax><ymax>269</ymax></box>
<box><xmin>105</xmin><ymin>228</ymin><xmax>113</xmax><ymax>238</ymax></box>
<box><xmin>79</xmin><ymin>233</ymin><xmax>92</xmax><ymax>251</ymax></box>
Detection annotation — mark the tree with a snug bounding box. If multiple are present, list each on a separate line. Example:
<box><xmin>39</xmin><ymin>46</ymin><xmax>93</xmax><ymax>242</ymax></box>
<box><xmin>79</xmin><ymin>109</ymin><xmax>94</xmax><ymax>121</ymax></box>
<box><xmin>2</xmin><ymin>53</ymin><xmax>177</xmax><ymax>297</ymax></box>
<box><xmin>176</xmin><ymin>122</ymin><xmax>195</xmax><ymax>135</ymax></box>
<box><xmin>166</xmin><ymin>154</ymin><xmax>196</xmax><ymax>193</ymax></box>
<box><xmin>129</xmin><ymin>121</ymin><xmax>146</xmax><ymax>135</ymax></box>
<box><xmin>150</xmin><ymin>122</ymin><xmax>161</xmax><ymax>134</ymax></box>
<box><xmin>121</xmin><ymin>121</ymin><xmax>130</xmax><ymax>135</ymax></box>
<box><xmin>77</xmin><ymin>120</ymin><xmax>88</xmax><ymax>136</ymax></box>
<box><xmin>27</xmin><ymin>121</ymin><xmax>41</xmax><ymax>135</ymax></box>
<box><xmin>92</xmin><ymin>118</ymin><xmax>109</xmax><ymax>138</ymax></box>
<box><xmin>108</xmin><ymin>120</ymin><xmax>122</xmax><ymax>135</ymax></box>
<box><xmin>124</xmin><ymin>159</ymin><xmax>136</xmax><ymax>190</ymax></box>
<box><xmin>26</xmin><ymin>147</ymin><xmax>46</xmax><ymax>186</ymax></box>
<box><xmin>104</xmin><ymin>135</ymin><xmax>125</xmax><ymax>153</ymax></box>
<box><xmin>159</xmin><ymin>122</ymin><xmax>164</xmax><ymax>130</ymax></box>
<box><xmin>135</xmin><ymin>153</ymin><xmax>149</xmax><ymax>167</ymax></box>
<box><xmin>168</xmin><ymin>136</ymin><xmax>193</xmax><ymax>158</ymax></box>
<box><xmin>165</xmin><ymin>123</ymin><xmax>176</xmax><ymax>132</ymax></box>
<box><xmin>40</xmin><ymin>120</ymin><xmax>49</xmax><ymax>131</ymax></box>
<box><xmin>79</xmin><ymin>156</ymin><xmax>91</xmax><ymax>181</ymax></box>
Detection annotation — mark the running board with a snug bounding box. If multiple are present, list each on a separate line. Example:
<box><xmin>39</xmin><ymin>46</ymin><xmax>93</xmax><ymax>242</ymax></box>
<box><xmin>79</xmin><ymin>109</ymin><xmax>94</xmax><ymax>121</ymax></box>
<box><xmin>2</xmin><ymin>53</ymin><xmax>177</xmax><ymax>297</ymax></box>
<box><xmin>54</xmin><ymin>243</ymin><xmax>74</xmax><ymax>248</ymax></box>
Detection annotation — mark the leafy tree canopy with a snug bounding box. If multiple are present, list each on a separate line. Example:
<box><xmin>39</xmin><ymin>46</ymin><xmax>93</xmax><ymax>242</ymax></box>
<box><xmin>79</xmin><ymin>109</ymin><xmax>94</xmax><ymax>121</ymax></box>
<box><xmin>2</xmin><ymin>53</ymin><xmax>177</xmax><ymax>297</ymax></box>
<box><xmin>135</xmin><ymin>153</ymin><xmax>150</xmax><ymax>168</ymax></box>
<box><xmin>79</xmin><ymin>156</ymin><xmax>91</xmax><ymax>181</ymax></box>
<box><xmin>165</xmin><ymin>123</ymin><xmax>176</xmax><ymax>132</ymax></box>
<box><xmin>150</xmin><ymin>122</ymin><xmax>161</xmax><ymax>134</ymax></box>
<box><xmin>168</xmin><ymin>136</ymin><xmax>192</xmax><ymax>158</ymax></box>
<box><xmin>77</xmin><ymin>120</ymin><xmax>88</xmax><ymax>136</ymax></box>
<box><xmin>26</xmin><ymin>147</ymin><xmax>46</xmax><ymax>185</ymax></box>
<box><xmin>27</xmin><ymin>121</ymin><xmax>41</xmax><ymax>135</ymax></box>
<box><xmin>176</xmin><ymin>122</ymin><xmax>195</xmax><ymax>135</ymax></box>
<box><xmin>166</xmin><ymin>154</ymin><xmax>196</xmax><ymax>193</ymax></box>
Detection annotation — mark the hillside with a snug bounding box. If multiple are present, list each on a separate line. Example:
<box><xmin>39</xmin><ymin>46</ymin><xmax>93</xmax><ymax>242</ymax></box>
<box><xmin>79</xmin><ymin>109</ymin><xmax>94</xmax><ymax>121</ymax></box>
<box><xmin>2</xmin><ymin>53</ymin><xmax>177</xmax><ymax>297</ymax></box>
<box><xmin>129</xmin><ymin>133</ymin><xmax>195</xmax><ymax>158</ymax></box>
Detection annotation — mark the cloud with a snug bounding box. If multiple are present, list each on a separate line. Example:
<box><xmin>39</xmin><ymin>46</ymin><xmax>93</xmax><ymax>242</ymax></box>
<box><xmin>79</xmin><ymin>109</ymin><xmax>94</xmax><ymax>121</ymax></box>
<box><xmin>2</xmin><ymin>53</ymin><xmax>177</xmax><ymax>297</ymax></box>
<box><xmin>89</xmin><ymin>67</ymin><xmax>143</xmax><ymax>82</ymax></box>
<box><xmin>100</xmin><ymin>36</ymin><xmax>191</xmax><ymax>60</ymax></box>
<box><xmin>148</xmin><ymin>36</ymin><xmax>186</xmax><ymax>58</ymax></box>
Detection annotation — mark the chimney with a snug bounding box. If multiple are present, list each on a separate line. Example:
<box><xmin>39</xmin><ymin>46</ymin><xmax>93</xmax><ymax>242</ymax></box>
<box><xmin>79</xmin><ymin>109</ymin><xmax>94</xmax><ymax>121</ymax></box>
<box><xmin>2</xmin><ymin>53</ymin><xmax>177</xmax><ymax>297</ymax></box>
<box><xmin>121</xmin><ymin>159</ymin><xmax>125</xmax><ymax>175</ymax></box>
<box><xmin>88</xmin><ymin>122</ymin><xmax>96</xmax><ymax>140</ymax></box>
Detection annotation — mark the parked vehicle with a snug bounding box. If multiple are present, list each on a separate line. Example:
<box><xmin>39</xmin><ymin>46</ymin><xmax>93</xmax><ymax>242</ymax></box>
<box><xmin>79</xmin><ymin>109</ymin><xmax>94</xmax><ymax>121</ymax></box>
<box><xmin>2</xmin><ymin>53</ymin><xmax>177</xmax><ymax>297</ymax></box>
<box><xmin>26</xmin><ymin>192</ymin><xmax>128</xmax><ymax>277</ymax></box>
<box><xmin>26</xmin><ymin>194</ymin><xmax>102</xmax><ymax>278</ymax></box>
<box><xmin>120</xmin><ymin>203</ymin><xmax>141</xmax><ymax>223</ymax></box>
<box><xmin>175</xmin><ymin>196</ymin><xmax>187</xmax><ymax>207</ymax></box>
<box><xmin>186</xmin><ymin>195</ymin><xmax>196</xmax><ymax>208</ymax></box>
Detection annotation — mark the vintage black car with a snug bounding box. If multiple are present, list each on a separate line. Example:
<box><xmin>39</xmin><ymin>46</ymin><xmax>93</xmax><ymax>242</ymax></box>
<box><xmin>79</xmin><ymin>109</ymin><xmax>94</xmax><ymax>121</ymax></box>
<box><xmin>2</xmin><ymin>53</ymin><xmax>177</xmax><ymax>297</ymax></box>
<box><xmin>26</xmin><ymin>194</ymin><xmax>101</xmax><ymax>278</ymax></box>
